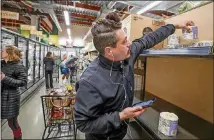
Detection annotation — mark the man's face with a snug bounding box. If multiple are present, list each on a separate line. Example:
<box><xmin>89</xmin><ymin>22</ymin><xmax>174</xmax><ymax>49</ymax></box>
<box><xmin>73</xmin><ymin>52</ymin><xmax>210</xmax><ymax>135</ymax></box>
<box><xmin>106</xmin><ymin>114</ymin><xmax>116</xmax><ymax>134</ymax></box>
<box><xmin>110</xmin><ymin>29</ymin><xmax>131</xmax><ymax>61</ymax></box>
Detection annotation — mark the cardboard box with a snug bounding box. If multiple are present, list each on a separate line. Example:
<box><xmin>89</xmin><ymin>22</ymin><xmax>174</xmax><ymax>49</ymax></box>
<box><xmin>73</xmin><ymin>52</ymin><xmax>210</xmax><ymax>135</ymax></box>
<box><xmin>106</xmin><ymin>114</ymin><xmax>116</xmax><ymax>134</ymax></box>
<box><xmin>122</xmin><ymin>14</ymin><xmax>165</xmax><ymax>49</ymax></box>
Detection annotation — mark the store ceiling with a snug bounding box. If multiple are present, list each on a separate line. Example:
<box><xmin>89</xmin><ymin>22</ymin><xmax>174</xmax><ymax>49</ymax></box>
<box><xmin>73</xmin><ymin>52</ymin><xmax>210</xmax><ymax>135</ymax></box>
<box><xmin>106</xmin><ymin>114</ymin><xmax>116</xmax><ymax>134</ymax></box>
<box><xmin>1</xmin><ymin>0</ymin><xmax>210</xmax><ymax>43</ymax></box>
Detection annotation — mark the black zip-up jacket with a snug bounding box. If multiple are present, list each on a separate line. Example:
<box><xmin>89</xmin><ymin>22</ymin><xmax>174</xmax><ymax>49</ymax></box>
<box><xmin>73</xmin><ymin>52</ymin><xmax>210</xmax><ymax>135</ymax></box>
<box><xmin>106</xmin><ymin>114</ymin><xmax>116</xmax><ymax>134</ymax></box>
<box><xmin>43</xmin><ymin>57</ymin><xmax>55</xmax><ymax>71</ymax></box>
<box><xmin>74</xmin><ymin>24</ymin><xmax>175</xmax><ymax>139</ymax></box>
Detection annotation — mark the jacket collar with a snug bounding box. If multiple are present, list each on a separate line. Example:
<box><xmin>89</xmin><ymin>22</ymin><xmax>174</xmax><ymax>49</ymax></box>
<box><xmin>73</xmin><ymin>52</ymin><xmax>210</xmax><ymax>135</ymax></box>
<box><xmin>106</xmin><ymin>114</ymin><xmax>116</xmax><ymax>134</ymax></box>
<box><xmin>2</xmin><ymin>60</ymin><xmax>18</xmax><ymax>64</ymax></box>
<box><xmin>98</xmin><ymin>54</ymin><xmax>129</xmax><ymax>71</ymax></box>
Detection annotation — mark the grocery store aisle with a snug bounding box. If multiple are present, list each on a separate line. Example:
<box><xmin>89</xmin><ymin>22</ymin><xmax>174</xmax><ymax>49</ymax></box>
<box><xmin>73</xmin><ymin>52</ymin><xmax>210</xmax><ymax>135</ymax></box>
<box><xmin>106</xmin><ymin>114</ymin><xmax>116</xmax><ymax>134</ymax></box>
<box><xmin>1</xmin><ymin>83</ymin><xmax>85</xmax><ymax>139</ymax></box>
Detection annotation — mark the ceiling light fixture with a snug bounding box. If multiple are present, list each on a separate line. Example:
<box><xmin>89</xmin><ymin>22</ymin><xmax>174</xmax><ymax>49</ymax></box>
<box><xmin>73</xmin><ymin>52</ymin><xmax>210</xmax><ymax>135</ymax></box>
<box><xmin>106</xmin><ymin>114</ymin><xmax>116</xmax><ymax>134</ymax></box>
<box><xmin>64</xmin><ymin>10</ymin><xmax>70</xmax><ymax>26</ymax></box>
<box><xmin>67</xmin><ymin>28</ymin><xmax>71</xmax><ymax>36</ymax></box>
<box><xmin>137</xmin><ymin>1</ymin><xmax>163</xmax><ymax>15</ymax></box>
<box><xmin>68</xmin><ymin>35</ymin><xmax>72</xmax><ymax>41</ymax></box>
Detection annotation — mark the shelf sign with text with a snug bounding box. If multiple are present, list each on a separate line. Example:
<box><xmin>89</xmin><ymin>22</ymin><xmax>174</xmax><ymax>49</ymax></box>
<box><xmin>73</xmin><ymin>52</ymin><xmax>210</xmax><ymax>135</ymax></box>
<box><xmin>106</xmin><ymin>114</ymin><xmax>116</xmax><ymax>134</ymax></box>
<box><xmin>1</xmin><ymin>11</ymin><xmax>19</xmax><ymax>20</ymax></box>
<box><xmin>20</xmin><ymin>25</ymin><xmax>36</xmax><ymax>31</ymax></box>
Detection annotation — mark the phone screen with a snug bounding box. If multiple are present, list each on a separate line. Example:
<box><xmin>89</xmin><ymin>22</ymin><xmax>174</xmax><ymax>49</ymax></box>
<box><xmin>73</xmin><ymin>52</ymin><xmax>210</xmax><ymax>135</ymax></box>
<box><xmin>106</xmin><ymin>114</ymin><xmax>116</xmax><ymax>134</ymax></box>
<box><xmin>133</xmin><ymin>98</ymin><xmax>156</xmax><ymax>108</ymax></box>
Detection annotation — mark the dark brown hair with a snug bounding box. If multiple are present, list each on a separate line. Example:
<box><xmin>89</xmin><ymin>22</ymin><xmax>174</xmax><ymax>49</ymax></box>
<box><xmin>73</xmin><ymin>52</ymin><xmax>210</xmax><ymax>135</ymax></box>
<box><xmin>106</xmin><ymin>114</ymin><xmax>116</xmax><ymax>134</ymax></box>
<box><xmin>6</xmin><ymin>45</ymin><xmax>22</xmax><ymax>62</ymax></box>
<box><xmin>91</xmin><ymin>12</ymin><xmax>122</xmax><ymax>55</ymax></box>
<box><xmin>143</xmin><ymin>27</ymin><xmax>153</xmax><ymax>36</ymax></box>
<box><xmin>46</xmin><ymin>52</ymin><xmax>52</xmax><ymax>58</ymax></box>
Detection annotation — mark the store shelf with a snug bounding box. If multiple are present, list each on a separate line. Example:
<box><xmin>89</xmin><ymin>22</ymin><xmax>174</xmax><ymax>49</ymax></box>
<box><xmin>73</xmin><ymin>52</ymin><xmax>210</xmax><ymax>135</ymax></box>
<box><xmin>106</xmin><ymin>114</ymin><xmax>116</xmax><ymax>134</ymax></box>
<box><xmin>133</xmin><ymin>97</ymin><xmax>198</xmax><ymax>139</ymax></box>
<box><xmin>141</xmin><ymin>46</ymin><xmax>214</xmax><ymax>57</ymax></box>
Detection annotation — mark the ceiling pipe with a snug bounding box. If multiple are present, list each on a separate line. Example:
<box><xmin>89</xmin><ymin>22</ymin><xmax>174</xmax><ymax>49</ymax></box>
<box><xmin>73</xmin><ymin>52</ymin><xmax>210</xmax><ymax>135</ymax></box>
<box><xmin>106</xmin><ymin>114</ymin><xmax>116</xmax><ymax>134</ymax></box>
<box><xmin>29</xmin><ymin>1</ymin><xmax>64</xmax><ymax>32</ymax></box>
<box><xmin>54</xmin><ymin>4</ymin><xmax>99</xmax><ymax>16</ymax></box>
<box><xmin>117</xmin><ymin>1</ymin><xmax>150</xmax><ymax>8</ymax></box>
<box><xmin>83</xmin><ymin>1</ymin><xmax>118</xmax><ymax>41</ymax></box>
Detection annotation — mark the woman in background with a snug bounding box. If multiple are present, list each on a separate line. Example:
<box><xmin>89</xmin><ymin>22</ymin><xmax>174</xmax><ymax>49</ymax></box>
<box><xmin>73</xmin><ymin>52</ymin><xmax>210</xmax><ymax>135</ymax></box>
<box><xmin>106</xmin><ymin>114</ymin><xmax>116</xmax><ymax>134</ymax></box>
<box><xmin>1</xmin><ymin>46</ymin><xmax>27</xmax><ymax>140</ymax></box>
<box><xmin>43</xmin><ymin>52</ymin><xmax>55</xmax><ymax>90</ymax></box>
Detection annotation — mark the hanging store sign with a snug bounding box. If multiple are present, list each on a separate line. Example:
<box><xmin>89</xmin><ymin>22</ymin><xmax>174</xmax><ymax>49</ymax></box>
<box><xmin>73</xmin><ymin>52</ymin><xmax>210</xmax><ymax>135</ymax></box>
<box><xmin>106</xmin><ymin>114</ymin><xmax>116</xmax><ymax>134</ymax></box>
<box><xmin>30</xmin><ymin>30</ymin><xmax>38</xmax><ymax>35</ymax></box>
<box><xmin>20</xmin><ymin>25</ymin><xmax>36</xmax><ymax>31</ymax></box>
<box><xmin>1</xmin><ymin>11</ymin><xmax>19</xmax><ymax>20</ymax></box>
<box><xmin>37</xmin><ymin>31</ymin><xmax>43</xmax><ymax>37</ymax></box>
<box><xmin>30</xmin><ymin>30</ymin><xmax>42</xmax><ymax>36</ymax></box>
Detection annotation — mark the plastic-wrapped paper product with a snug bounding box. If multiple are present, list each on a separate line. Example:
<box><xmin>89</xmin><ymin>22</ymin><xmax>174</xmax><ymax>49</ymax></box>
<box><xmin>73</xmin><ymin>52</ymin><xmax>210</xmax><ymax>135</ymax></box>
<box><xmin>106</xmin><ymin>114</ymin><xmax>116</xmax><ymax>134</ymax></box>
<box><xmin>182</xmin><ymin>26</ymin><xmax>198</xmax><ymax>40</ymax></box>
<box><xmin>158</xmin><ymin>112</ymin><xmax>179</xmax><ymax>136</ymax></box>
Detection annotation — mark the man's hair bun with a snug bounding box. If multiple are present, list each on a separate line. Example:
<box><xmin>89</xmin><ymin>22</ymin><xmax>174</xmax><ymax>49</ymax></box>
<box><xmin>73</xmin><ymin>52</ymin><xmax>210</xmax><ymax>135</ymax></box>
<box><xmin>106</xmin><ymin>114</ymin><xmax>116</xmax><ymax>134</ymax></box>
<box><xmin>105</xmin><ymin>12</ymin><xmax>121</xmax><ymax>23</ymax></box>
<box><xmin>104</xmin><ymin>12</ymin><xmax>122</xmax><ymax>29</ymax></box>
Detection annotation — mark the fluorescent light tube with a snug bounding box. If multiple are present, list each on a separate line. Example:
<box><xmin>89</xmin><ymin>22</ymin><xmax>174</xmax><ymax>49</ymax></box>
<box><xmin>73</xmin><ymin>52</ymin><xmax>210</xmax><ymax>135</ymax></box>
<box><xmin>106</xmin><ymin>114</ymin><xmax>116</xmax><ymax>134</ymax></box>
<box><xmin>137</xmin><ymin>1</ymin><xmax>163</xmax><ymax>14</ymax></box>
<box><xmin>64</xmin><ymin>10</ymin><xmax>70</xmax><ymax>26</ymax></box>
<box><xmin>68</xmin><ymin>36</ymin><xmax>72</xmax><ymax>41</ymax></box>
<box><xmin>67</xmin><ymin>28</ymin><xmax>71</xmax><ymax>36</ymax></box>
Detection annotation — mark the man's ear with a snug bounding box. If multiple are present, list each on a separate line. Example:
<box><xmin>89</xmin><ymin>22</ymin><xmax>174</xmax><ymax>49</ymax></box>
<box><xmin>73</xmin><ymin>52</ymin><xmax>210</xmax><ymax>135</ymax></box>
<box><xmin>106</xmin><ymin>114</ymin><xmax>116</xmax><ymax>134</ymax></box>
<box><xmin>104</xmin><ymin>47</ymin><xmax>112</xmax><ymax>56</ymax></box>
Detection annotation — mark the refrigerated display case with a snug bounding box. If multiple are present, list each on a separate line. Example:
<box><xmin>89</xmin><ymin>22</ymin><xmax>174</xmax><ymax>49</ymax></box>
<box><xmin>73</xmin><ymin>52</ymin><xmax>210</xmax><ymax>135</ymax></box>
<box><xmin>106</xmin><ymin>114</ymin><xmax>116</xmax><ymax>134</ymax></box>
<box><xmin>40</xmin><ymin>45</ymin><xmax>45</xmax><ymax>78</ymax></box>
<box><xmin>35</xmin><ymin>43</ymin><xmax>41</xmax><ymax>82</ymax></box>
<box><xmin>17</xmin><ymin>37</ymin><xmax>28</xmax><ymax>91</ymax></box>
<box><xmin>1</xmin><ymin>31</ymin><xmax>15</xmax><ymax>48</ymax></box>
<box><xmin>1</xmin><ymin>27</ymin><xmax>61</xmax><ymax>99</ymax></box>
<box><xmin>18</xmin><ymin>37</ymin><xmax>27</xmax><ymax>67</ymax></box>
<box><xmin>1</xmin><ymin>28</ymin><xmax>62</xmax><ymax>127</ymax></box>
<box><xmin>45</xmin><ymin>45</ymin><xmax>48</xmax><ymax>57</ymax></box>
<box><xmin>28</xmin><ymin>41</ymin><xmax>36</xmax><ymax>87</ymax></box>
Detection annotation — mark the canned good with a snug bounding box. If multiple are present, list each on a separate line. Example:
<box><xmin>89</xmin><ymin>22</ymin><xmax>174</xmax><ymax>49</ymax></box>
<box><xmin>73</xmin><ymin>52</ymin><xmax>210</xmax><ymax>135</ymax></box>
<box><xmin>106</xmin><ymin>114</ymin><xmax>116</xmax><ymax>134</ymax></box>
<box><xmin>182</xmin><ymin>26</ymin><xmax>198</xmax><ymax>40</ymax></box>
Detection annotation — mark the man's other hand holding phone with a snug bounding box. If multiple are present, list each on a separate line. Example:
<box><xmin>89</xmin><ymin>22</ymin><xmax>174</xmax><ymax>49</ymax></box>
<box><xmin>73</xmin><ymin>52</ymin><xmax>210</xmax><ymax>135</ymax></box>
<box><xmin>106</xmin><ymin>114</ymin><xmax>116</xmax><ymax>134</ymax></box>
<box><xmin>119</xmin><ymin>107</ymin><xmax>146</xmax><ymax>120</ymax></box>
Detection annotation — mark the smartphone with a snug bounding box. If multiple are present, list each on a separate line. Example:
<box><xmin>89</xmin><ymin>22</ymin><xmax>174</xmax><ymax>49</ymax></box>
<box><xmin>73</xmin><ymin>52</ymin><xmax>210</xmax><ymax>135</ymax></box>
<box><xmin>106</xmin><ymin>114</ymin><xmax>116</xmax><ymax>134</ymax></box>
<box><xmin>133</xmin><ymin>98</ymin><xmax>156</xmax><ymax>108</ymax></box>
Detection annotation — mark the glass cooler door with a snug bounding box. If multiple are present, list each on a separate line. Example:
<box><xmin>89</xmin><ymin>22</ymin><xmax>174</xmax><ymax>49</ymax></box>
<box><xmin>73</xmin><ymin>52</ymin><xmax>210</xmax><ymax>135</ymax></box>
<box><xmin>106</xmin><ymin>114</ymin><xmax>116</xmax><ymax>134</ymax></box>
<box><xmin>35</xmin><ymin>43</ymin><xmax>41</xmax><ymax>81</ymax></box>
<box><xmin>17</xmin><ymin>37</ymin><xmax>28</xmax><ymax>91</ymax></box>
<box><xmin>45</xmin><ymin>45</ymin><xmax>48</xmax><ymax>57</ymax></box>
<box><xmin>27</xmin><ymin>41</ymin><xmax>35</xmax><ymax>87</ymax></box>
<box><xmin>1</xmin><ymin>31</ymin><xmax>15</xmax><ymax>48</ymax></box>
<box><xmin>40</xmin><ymin>45</ymin><xmax>45</xmax><ymax>78</ymax></box>
<box><xmin>18</xmin><ymin>37</ymin><xmax>27</xmax><ymax>67</ymax></box>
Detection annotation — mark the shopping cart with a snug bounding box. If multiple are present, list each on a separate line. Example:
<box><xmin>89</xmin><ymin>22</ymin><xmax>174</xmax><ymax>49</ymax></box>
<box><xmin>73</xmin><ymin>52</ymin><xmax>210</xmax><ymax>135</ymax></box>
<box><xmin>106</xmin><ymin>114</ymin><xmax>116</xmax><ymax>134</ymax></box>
<box><xmin>41</xmin><ymin>88</ymin><xmax>77</xmax><ymax>140</ymax></box>
<box><xmin>52</xmin><ymin>64</ymin><xmax>60</xmax><ymax>83</ymax></box>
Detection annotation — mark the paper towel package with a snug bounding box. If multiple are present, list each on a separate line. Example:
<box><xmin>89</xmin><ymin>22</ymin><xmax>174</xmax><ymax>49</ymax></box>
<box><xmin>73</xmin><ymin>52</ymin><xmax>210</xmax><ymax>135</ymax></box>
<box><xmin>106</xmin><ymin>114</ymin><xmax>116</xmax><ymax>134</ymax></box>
<box><xmin>158</xmin><ymin>112</ymin><xmax>179</xmax><ymax>137</ymax></box>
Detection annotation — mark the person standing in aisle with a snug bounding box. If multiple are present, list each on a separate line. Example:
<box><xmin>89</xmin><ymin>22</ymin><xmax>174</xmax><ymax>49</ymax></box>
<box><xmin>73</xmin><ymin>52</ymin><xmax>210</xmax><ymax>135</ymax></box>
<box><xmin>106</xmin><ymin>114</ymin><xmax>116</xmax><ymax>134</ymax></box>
<box><xmin>65</xmin><ymin>54</ymin><xmax>78</xmax><ymax>84</ymax></box>
<box><xmin>43</xmin><ymin>52</ymin><xmax>55</xmax><ymax>90</ymax></box>
<box><xmin>1</xmin><ymin>46</ymin><xmax>27</xmax><ymax>140</ymax></box>
<box><xmin>74</xmin><ymin>12</ymin><xmax>194</xmax><ymax>140</ymax></box>
<box><xmin>60</xmin><ymin>54</ymin><xmax>70</xmax><ymax>84</ymax></box>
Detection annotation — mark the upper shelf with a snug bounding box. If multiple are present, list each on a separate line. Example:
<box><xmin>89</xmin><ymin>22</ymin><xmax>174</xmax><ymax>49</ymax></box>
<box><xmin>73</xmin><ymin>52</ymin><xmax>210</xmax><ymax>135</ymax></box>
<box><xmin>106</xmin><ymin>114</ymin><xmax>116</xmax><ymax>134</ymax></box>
<box><xmin>141</xmin><ymin>46</ymin><xmax>214</xmax><ymax>57</ymax></box>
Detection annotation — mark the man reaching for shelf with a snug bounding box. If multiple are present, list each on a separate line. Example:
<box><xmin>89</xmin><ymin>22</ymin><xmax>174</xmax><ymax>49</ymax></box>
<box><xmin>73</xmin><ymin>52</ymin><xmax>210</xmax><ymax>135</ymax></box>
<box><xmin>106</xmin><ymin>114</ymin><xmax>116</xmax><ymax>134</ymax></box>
<box><xmin>74</xmin><ymin>12</ymin><xmax>194</xmax><ymax>140</ymax></box>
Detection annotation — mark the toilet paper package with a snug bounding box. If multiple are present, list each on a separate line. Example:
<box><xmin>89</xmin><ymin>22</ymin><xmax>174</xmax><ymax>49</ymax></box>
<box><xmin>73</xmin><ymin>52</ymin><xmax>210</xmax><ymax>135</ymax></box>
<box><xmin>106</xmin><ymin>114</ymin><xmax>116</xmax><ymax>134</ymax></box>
<box><xmin>182</xmin><ymin>26</ymin><xmax>198</xmax><ymax>40</ymax></box>
<box><xmin>158</xmin><ymin>112</ymin><xmax>179</xmax><ymax>136</ymax></box>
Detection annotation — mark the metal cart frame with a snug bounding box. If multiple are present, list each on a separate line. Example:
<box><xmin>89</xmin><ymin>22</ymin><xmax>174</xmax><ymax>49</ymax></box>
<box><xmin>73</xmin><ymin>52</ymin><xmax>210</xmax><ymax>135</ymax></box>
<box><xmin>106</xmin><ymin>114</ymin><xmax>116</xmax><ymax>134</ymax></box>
<box><xmin>41</xmin><ymin>94</ymin><xmax>77</xmax><ymax>140</ymax></box>
<box><xmin>52</xmin><ymin>64</ymin><xmax>60</xmax><ymax>83</ymax></box>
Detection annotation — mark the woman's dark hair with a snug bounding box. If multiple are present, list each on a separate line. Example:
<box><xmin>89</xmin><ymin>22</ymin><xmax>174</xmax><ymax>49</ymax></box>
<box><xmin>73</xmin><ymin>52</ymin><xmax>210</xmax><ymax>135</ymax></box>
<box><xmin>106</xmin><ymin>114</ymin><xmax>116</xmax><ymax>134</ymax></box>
<box><xmin>46</xmin><ymin>52</ymin><xmax>52</xmax><ymax>58</ymax></box>
<box><xmin>142</xmin><ymin>27</ymin><xmax>153</xmax><ymax>36</ymax></box>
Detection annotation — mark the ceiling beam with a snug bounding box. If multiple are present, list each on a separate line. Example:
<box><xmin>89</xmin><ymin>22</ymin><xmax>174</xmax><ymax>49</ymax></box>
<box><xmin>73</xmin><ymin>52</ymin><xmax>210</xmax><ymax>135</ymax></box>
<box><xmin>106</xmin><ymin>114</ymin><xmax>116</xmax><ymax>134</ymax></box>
<box><xmin>70</xmin><ymin>13</ymin><xmax>96</xmax><ymax>21</ymax></box>
<box><xmin>54</xmin><ymin>1</ymin><xmax>101</xmax><ymax>11</ymax></box>
<box><xmin>55</xmin><ymin>10</ymin><xmax>96</xmax><ymax>21</ymax></box>
<box><xmin>72</xmin><ymin>20</ymin><xmax>92</xmax><ymax>26</ymax></box>
<box><xmin>57</xmin><ymin>18</ymin><xmax>92</xmax><ymax>26</ymax></box>
<box><xmin>1</xmin><ymin>6</ymin><xmax>49</xmax><ymax>17</ymax></box>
